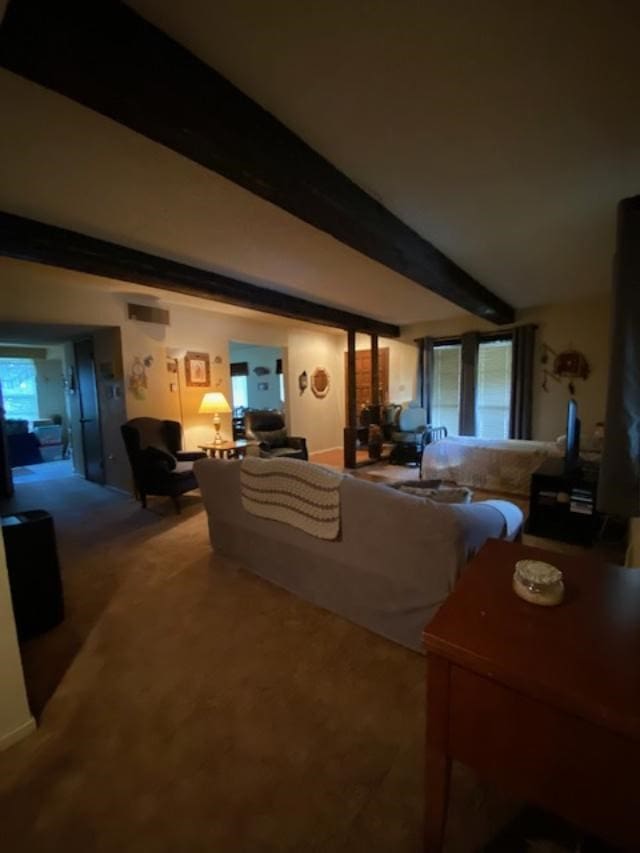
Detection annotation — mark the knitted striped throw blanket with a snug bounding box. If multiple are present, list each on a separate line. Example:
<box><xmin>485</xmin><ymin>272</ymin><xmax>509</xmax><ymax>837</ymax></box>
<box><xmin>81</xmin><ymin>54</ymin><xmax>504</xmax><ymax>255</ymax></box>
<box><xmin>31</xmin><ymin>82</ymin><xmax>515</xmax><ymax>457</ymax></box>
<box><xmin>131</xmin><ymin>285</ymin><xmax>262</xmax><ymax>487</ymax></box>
<box><xmin>240</xmin><ymin>456</ymin><xmax>342</xmax><ymax>540</ymax></box>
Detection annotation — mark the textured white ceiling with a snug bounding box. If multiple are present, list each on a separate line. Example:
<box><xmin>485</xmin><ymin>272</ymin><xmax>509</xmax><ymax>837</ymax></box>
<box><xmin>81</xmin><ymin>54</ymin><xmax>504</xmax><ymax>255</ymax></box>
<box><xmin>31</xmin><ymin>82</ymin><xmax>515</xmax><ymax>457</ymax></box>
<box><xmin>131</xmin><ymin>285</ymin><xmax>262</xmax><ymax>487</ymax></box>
<box><xmin>126</xmin><ymin>0</ymin><xmax>640</xmax><ymax>307</ymax></box>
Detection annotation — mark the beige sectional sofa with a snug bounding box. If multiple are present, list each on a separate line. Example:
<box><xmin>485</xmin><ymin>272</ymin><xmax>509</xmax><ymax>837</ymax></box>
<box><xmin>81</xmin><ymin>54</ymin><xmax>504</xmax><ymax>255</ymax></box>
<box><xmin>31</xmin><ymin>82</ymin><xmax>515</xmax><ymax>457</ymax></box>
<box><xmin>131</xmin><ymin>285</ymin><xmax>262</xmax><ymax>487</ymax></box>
<box><xmin>195</xmin><ymin>458</ymin><xmax>523</xmax><ymax>651</ymax></box>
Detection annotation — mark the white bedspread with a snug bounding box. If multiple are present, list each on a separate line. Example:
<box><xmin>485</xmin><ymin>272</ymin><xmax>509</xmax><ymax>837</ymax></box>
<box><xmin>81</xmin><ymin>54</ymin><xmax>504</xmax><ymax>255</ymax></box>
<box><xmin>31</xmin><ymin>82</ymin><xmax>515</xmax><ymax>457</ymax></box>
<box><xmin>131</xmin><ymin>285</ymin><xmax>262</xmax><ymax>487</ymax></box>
<box><xmin>421</xmin><ymin>436</ymin><xmax>562</xmax><ymax>496</ymax></box>
<box><xmin>240</xmin><ymin>456</ymin><xmax>342</xmax><ymax>540</ymax></box>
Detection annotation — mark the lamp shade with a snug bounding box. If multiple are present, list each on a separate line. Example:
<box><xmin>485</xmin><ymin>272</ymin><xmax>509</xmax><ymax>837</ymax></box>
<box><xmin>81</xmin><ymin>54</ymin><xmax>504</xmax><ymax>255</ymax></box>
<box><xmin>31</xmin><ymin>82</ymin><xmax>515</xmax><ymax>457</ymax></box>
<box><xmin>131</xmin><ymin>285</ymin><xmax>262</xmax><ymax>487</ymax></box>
<box><xmin>198</xmin><ymin>392</ymin><xmax>231</xmax><ymax>414</ymax></box>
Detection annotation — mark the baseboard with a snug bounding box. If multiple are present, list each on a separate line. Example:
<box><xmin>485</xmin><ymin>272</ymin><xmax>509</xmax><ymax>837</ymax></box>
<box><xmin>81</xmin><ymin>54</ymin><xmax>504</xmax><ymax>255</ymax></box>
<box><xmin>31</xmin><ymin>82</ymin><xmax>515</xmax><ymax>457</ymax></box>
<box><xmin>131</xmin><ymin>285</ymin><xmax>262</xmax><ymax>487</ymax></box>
<box><xmin>0</xmin><ymin>716</ymin><xmax>36</xmax><ymax>752</ymax></box>
<box><xmin>310</xmin><ymin>446</ymin><xmax>343</xmax><ymax>456</ymax></box>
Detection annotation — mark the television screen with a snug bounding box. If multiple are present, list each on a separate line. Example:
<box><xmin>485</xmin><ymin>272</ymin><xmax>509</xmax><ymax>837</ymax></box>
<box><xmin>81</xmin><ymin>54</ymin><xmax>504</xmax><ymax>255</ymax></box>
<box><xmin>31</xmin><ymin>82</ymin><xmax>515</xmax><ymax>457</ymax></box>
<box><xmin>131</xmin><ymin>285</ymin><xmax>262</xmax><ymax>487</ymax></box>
<box><xmin>565</xmin><ymin>398</ymin><xmax>581</xmax><ymax>472</ymax></box>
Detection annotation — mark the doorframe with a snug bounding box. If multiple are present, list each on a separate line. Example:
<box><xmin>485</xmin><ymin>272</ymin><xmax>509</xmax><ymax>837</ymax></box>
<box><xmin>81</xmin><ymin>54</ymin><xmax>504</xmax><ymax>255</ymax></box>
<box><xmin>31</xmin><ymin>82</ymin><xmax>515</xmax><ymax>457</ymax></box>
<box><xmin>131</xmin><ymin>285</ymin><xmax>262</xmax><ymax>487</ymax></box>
<box><xmin>73</xmin><ymin>337</ymin><xmax>106</xmax><ymax>484</ymax></box>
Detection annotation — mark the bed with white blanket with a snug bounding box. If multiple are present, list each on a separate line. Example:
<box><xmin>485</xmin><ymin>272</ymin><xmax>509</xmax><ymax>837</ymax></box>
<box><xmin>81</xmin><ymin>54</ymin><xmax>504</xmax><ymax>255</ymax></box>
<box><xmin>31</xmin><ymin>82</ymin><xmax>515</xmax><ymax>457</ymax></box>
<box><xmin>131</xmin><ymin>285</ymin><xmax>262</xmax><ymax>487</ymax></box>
<box><xmin>421</xmin><ymin>436</ymin><xmax>563</xmax><ymax>496</ymax></box>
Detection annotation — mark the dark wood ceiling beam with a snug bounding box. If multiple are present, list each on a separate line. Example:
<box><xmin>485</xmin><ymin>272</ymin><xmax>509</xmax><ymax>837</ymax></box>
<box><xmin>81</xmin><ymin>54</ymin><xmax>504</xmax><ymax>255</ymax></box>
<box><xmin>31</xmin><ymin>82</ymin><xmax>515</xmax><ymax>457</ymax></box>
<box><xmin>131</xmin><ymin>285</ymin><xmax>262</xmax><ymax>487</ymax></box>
<box><xmin>0</xmin><ymin>0</ymin><xmax>514</xmax><ymax>325</ymax></box>
<box><xmin>0</xmin><ymin>212</ymin><xmax>400</xmax><ymax>337</ymax></box>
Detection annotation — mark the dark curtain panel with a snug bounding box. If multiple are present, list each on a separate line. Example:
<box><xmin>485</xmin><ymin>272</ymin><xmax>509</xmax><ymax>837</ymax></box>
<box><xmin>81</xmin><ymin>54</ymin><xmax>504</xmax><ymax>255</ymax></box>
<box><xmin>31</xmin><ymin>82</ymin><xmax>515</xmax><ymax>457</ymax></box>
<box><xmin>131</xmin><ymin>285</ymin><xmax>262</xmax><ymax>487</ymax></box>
<box><xmin>598</xmin><ymin>196</ymin><xmax>640</xmax><ymax>517</ymax></box>
<box><xmin>509</xmin><ymin>324</ymin><xmax>536</xmax><ymax>439</ymax></box>
<box><xmin>276</xmin><ymin>358</ymin><xmax>283</xmax><ymax>375</ymax></box>
<box><xmin>417</xmin><ymin>337</ymin><xmax>434</xmax><ymax>422</ymax></box>
<box><xmin>459</xmin><ymin>332</ymin><xmax>478</xmax><ymax>435</ymax></box>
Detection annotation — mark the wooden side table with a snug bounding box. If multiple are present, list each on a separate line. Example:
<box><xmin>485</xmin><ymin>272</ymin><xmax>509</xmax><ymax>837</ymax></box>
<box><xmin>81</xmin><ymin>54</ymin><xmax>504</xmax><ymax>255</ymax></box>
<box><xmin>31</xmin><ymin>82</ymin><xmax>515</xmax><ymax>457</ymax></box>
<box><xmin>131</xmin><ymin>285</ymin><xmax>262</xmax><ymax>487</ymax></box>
<box><xmin>197</xmin><ymin>439</ymin><xmax>255</xmax><ymax>460</ymax></box>
<box><xmin>423</xmin><ymin>538</ymin><xmax>640</xmax><ymax>852</ymax></box>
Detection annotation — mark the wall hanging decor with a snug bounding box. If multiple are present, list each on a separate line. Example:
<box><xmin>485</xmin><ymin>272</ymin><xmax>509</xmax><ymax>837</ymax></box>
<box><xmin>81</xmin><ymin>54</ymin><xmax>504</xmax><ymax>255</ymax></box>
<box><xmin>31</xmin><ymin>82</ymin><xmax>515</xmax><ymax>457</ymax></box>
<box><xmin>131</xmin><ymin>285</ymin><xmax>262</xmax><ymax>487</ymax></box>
<box><xmin>257</xmin><ymin>381</ymin><xmax>269</xmax><ymax>391</ymax></box>
<box><xmin>253</xmin><ymin>365</ymin><xmax>271</xmax><ymax>376</ymax></box>
<box><xmin>65</xmin><ymin>365</ymin><xmax>76</xmax><ymax>394</ymax></box>
<box><xmin>184</xmin><ymin>351</ymin><xmax>211</xmax><ymax>387</ymax></box>
<box><xmin>128</xmin><ymin>355</ymin><xmax>148</xmax><ymax>400</ymax></box>
<box><xmin>298</xmin><ymin>371</ymin><xmax>308</xmax><ymax>394</ymax></box>
<box><xmin>541</xmin><ymin>344</ymin><xmax>591</xmax><ymax>395</ymax></box>
<box><xmin>310</xmin><ymin>367</ymin><xmax>330</xmax><ymax>399</ymax></box>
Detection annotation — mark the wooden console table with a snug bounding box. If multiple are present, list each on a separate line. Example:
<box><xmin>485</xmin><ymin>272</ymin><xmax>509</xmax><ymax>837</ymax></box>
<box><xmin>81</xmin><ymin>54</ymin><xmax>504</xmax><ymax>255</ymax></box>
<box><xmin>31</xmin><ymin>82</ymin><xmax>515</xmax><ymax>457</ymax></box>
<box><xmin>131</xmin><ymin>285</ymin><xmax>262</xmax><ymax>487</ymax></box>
<box><xmin>423</xmin><ymin>539</ymin><xmax>640</xmax><ymax>852</ymax></box>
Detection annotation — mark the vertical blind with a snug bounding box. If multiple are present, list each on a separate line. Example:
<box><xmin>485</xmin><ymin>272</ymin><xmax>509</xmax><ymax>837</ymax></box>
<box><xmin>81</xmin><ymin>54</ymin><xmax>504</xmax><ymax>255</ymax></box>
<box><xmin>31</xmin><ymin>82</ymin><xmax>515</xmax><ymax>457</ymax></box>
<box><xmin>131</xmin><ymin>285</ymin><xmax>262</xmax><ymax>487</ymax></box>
<box><xmin>431</xmin><ymin>344</ymin><xmax>461</xmax><ymax>436</ymax></box>
<box><xmin>475</xmin><ymin>340</ymin><xmax>513</xmax><ymax>439</ymax></box>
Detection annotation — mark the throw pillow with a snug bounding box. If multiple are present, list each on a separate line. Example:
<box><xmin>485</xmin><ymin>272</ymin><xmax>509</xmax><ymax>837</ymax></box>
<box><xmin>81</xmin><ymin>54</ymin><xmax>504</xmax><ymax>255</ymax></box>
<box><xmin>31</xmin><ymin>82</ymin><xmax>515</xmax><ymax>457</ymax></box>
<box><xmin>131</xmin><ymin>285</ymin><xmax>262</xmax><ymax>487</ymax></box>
<box><xmin>141</xmin><ymin>446</ymin><xmax>177</xmax><ymax>471</ymax></box>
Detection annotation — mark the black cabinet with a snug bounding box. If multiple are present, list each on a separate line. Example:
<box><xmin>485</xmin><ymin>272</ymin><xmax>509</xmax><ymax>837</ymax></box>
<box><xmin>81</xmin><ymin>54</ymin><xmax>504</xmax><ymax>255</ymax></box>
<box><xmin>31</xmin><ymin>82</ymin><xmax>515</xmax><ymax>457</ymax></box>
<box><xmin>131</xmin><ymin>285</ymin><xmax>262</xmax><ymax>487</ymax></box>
<box><xmin>527</xmin><ymin>459</ymin><xmax>600</xmax><ymax>545</ymax></box>
<box><xmin>2</xmin><ymin>510</ymin><xmax>64</xmax><ymax>640</ymax></box>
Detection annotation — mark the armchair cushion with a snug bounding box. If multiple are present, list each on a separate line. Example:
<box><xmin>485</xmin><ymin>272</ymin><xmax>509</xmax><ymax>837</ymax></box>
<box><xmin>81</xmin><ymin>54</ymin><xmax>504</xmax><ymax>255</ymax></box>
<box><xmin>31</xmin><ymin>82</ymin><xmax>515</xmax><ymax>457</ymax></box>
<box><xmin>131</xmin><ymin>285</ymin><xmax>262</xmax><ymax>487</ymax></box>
<box><xmin>139</xmin><ymin>446</ymin><xmax>177</xmax><ymax>472</ymax></box>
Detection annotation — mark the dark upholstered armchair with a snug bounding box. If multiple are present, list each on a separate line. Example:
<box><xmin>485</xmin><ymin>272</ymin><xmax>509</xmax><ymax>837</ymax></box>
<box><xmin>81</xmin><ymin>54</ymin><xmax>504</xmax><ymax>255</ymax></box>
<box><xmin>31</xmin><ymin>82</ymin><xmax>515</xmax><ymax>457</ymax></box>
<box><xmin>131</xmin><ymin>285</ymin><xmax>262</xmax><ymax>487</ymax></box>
<box><xmin>243</xmin><ymin>410</ymin><xmax>308</xmax><ymax>460</ymax></box>
<box><xmin>121</xmin><ymin>418</ymin><xmax>206</xmax><ymax>513</ymax></box>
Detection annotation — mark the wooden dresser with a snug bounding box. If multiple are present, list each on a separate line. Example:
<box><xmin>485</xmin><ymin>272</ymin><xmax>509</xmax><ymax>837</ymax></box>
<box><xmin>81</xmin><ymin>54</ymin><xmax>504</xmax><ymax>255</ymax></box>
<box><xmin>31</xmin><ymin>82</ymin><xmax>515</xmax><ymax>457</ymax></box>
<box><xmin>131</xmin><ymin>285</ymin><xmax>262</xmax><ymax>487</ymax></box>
<box><xmin>423</xmin><ymin>539</ymin><xmax>640</xmax><ymax>852</ymax></box>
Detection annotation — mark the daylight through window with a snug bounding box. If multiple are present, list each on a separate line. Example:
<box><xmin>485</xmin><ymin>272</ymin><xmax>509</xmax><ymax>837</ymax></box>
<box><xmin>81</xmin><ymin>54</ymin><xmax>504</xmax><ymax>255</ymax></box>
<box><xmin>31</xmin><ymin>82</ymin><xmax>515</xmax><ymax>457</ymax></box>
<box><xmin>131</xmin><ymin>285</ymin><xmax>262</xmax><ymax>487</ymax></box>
<box><xmin>0</xmin><ymin>358</ymin><xmax>39</xmax><ymax>423</ymax></box>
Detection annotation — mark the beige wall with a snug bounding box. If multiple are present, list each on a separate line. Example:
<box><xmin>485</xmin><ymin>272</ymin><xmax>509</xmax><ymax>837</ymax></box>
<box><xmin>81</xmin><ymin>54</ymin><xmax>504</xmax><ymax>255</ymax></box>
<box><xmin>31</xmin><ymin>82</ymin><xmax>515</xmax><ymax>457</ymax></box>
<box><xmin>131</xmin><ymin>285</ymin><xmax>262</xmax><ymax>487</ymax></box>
<box><xmin>403</xmin><ymin>293</ymin><xmax>611</xmax><ymax>443</ymax></box>
<box><xmin>1</xmin><ymin>258</ymin><xmax>351</xmax><ymax>463</ymax></box>
<box><xmin>0</xmin><ymin>535</ymin><xmax>35</xmax><ymax>751</ymax></box>
<box><xmin>287</xmin><ymin>330</ymin><xmax>346</xmax><ymax>451</ymax></box>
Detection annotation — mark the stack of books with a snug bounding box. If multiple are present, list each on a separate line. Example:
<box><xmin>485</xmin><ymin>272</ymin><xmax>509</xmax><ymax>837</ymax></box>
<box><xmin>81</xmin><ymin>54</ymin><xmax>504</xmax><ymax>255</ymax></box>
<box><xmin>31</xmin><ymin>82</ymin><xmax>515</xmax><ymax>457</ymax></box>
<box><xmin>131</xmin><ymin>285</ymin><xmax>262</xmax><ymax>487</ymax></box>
<box><xmin>569</xmin><ymin>487</ymin><xmax>594</xmax><ymax>515</ymax></box>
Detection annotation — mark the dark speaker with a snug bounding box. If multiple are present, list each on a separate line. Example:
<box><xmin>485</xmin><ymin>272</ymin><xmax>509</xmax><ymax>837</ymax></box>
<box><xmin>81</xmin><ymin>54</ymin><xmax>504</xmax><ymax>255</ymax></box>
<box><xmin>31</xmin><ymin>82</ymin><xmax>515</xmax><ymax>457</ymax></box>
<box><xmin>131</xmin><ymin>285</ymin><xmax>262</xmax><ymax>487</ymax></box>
<box><xmin>2</xmin><ymin>510</ymin><xmax>64</xmax><ymax>640</ymax></box>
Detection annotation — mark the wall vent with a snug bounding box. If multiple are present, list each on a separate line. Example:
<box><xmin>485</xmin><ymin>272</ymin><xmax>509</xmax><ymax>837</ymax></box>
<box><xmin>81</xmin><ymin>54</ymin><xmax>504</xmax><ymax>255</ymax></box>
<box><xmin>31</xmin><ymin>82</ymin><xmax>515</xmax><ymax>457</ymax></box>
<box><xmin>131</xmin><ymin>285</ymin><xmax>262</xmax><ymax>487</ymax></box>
<box><xmin>127</xmin><ymin>303</ymin><xmax>170</xmax><ymax>325</ymax></box>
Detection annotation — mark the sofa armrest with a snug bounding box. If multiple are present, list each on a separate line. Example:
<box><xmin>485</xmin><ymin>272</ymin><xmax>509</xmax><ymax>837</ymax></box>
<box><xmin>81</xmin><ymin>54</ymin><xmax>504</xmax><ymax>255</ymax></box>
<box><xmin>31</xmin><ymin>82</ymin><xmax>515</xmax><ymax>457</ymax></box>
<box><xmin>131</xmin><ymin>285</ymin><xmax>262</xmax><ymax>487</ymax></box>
<box><xmin>448</xmin><ymin>499</ymin><xmax>524</xmax><ymax>563</ymax></box>
<box><xmin>481</xmin><ymin>500</ymin><xmax>524</xmax><ymax>541</ymax></box>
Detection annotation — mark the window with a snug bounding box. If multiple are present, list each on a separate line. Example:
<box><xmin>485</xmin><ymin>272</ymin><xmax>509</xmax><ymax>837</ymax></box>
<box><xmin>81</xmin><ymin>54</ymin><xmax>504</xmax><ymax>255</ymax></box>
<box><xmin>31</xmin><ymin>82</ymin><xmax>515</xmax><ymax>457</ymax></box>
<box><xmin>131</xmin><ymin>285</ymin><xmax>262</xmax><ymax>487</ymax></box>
<box><xmin>475</xmin><ymin>339</ymin><xmax>513</xmax><ymax>439</ymax></box>
<box><xmin>0</xmin><ymin>358</ymin><xmax>39</xmax><ymax>423</ymax></box>
<box><xmin>229</xmin><ymin>361</ymin><xmax>249</xmax><ymax>411</ymax></box>
<box><xmin>431</xmin><ymin>344</ymin><xmax>461</xmax><ymax>436</ymax></box>
<box><xmin>231</xmin><ymin>375</ymin><xmax>248</xmax><ymax>410</ymax></box>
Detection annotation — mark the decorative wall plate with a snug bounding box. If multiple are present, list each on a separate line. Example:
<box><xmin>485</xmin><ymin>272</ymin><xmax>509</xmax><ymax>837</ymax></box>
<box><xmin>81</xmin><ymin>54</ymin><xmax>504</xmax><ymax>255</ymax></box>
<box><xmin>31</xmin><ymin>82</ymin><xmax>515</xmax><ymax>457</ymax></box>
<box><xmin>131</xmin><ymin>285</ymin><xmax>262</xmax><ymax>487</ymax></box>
<box><xmin>310</xmin><ymin>367</ymin><xmax>330</xmax><ymax>398</ymax></box>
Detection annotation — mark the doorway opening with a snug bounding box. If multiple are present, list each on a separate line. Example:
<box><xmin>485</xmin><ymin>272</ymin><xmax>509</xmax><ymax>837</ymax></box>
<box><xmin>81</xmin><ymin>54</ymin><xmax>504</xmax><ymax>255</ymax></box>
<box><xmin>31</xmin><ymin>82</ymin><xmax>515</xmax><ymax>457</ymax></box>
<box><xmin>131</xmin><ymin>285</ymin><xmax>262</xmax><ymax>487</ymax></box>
<box><xmin>0</xmin><ymin>324</ymin><xmax>124</xmax><ymax>500</ymax></box>
<box><xmin>228</xmin><ymin>342</ymin><xmax>285</xmax><ymax>440</ymax></box>
<box><xmin>344</xmin><ymin>346</ymin><xmax>392</xmax><ymax>463</ymax></box>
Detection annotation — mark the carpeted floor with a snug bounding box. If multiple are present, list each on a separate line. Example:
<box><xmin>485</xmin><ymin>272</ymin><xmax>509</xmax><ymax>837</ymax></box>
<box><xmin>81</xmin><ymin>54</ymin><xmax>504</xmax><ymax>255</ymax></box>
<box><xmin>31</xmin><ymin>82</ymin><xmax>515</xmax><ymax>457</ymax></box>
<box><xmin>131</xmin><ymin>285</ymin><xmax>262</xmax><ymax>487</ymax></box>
<box><xmin>11</xmin><ymin>459</ymin><xmax>75</xmax><ymax>484</ymax></box>
<box><xmin>0</xmin><ymin>475</ymin><xmax>604</xmax><ymax>851</ymax></box>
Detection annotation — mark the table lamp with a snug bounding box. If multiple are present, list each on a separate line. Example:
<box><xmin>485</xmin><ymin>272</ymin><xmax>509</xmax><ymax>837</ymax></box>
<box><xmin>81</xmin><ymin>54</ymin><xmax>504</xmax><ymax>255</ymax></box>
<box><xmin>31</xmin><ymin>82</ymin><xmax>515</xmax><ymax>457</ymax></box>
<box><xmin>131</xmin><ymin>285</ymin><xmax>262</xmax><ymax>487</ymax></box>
<box><xmin>198</xmin><ymin>391</ymin><xmax>231</xmax><ymax>444</ymax></box>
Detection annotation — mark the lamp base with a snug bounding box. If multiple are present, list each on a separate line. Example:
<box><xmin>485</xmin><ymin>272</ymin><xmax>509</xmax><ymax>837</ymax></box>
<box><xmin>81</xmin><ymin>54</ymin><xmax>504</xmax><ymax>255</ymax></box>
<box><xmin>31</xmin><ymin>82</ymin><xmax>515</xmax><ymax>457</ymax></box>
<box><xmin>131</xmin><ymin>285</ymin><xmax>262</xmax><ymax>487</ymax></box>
<box><xmin>213</xmin><ymin>415</ymin><xmax>223</xmax><ymax>444</ymax></box>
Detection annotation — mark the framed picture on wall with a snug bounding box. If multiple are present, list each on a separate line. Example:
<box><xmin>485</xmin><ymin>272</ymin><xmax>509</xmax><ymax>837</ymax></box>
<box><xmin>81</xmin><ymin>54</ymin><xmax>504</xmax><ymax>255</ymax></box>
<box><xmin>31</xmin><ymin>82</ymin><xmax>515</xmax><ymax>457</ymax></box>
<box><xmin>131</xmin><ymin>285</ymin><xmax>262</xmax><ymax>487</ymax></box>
<box><xmin>184</xmin><ymin>351</ymin><xmax>211</xmax><ymax>387</ymax></box>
